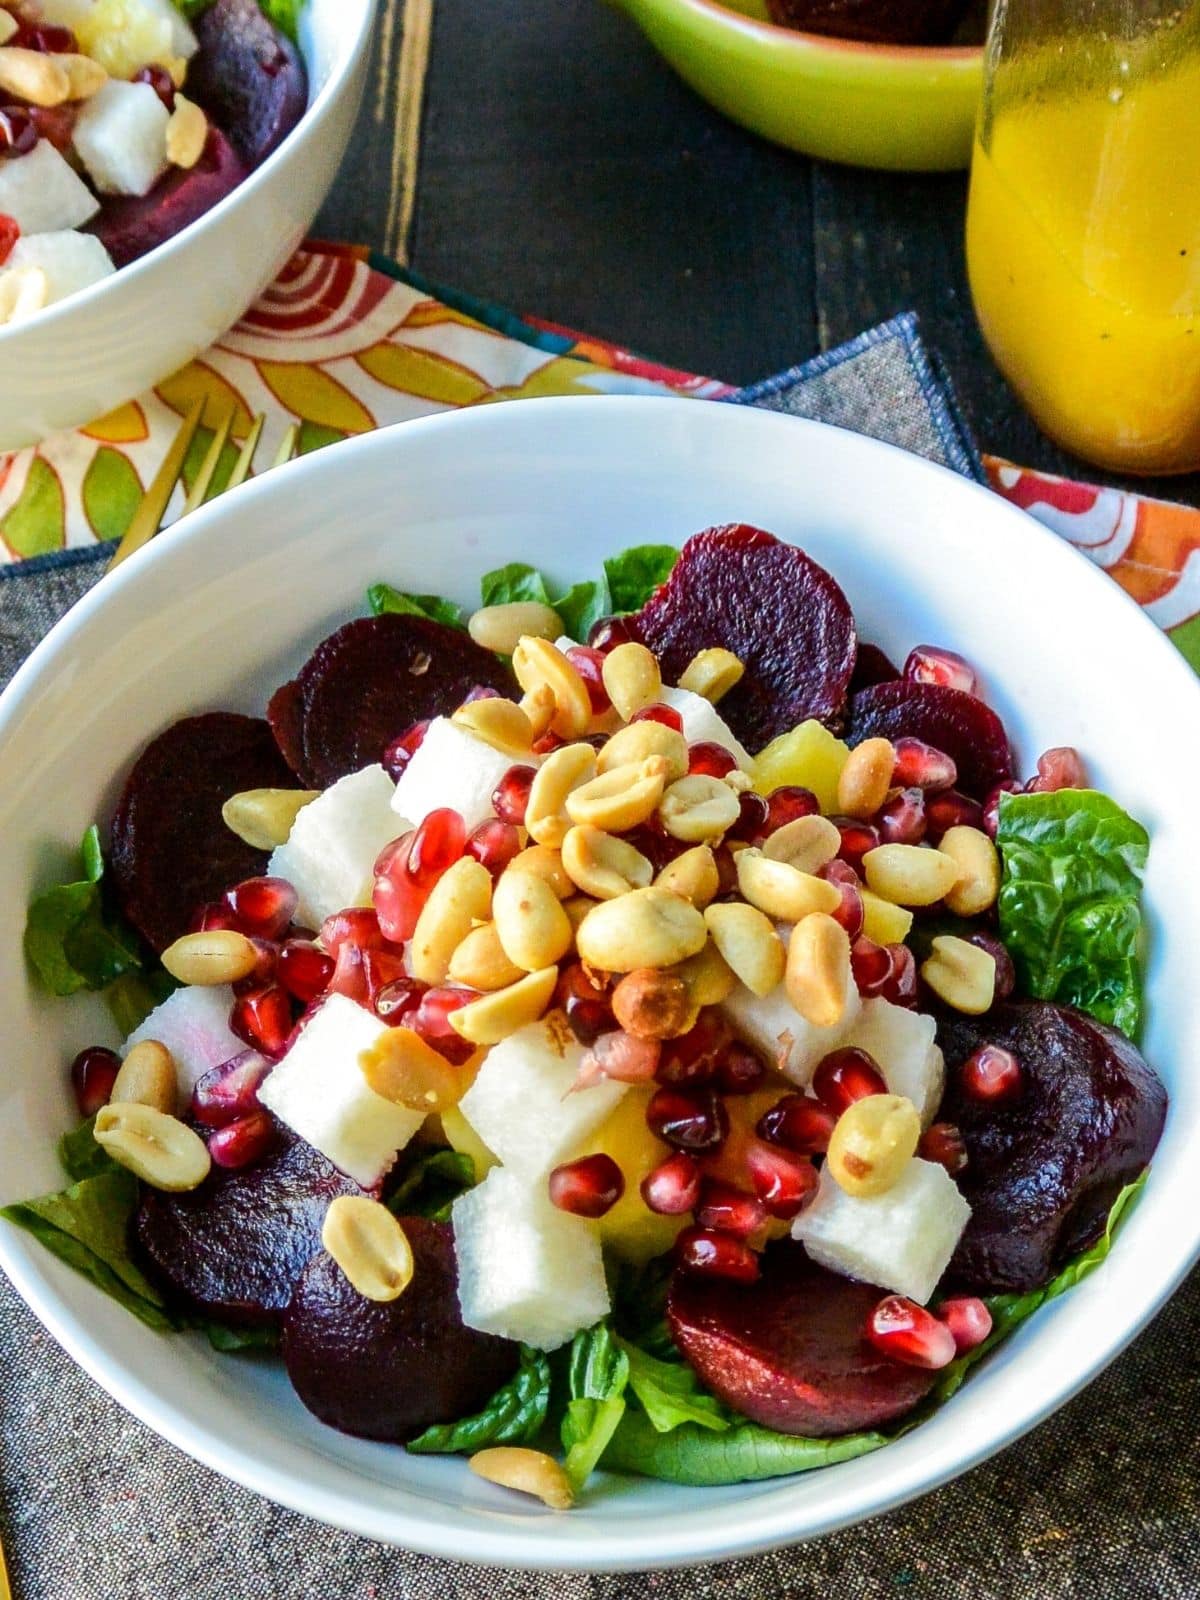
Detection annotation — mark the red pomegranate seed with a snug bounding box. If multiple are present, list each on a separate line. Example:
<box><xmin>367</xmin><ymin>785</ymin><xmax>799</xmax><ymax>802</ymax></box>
<box><xmin>465</xmin><ymin>818</ymin><xmax>522</xmax><ymax>875</ymax></box>
<box><xmin>554</xmin><ymin>961</ymin><xmax>614</xmax><ymax>1045</ymax></box>
<box><xmin>548</xmin><ymin>1153</ymin><xmax>625</xmax><ymax>1217</ymax></box>
<box><xmin>0</xmin><ymin>108</ymin><xmax>37</xmax><ymax>156</ymax></box>
<box><xmin>879</xmin><ymin>943</ymin><xmax>918</xmax><ymax>1008</ymax></box>
<box><xmin>408</xmin><ymin>807</ymin><xmax>467</xmax><ymax>881</ymax></box>
<box><xmin>405</xmin><ymin>986</ymin><xmax>477</xmax><ymax>1064</ymax></box>
<box><xmin>231</xmin><ymin>937</ymin><xmax>279</xmax><ymax>996</ymax></box>
<box><xmin>657</xmin><ymin>1010</ymin><xmax>730</xmax><ymax>1086</ymax></box>
<box><xmin>589</xmin><ymin>1029</ymin><xmax>661</xmax><ymax>1083</ymax></box>
<box><xmin>192</xmin><ymin>1051</ymin><xmax>270</xmax><ymax>1129</ymax></box>
<box><xmin>892</xmin><ymin>737</ymin><xmax>958</xmax><ymax>793</ymax></box>
<box><xmin>981</xmin><ymin>780</ymin><xmax>1021</xmax><ymax>840</ymax></box>
<box><xmin>759</xmin><ymin>785</ymin><xmax>820</xmax><ymax>838</ymax></box>
<box><xmin>587</xmin><ymin>615</ymin><xmax>634</xmax><ymax>653</ymax></box>
<box><xmin>968</xmin><ymin>930</ymin><xmax>1015</xmax><ymax>1000</ymax></box>
<box><xmin>531</xmin><ymin>730</ymin><xmax>566</xmax><ymax>755</ymax></box>
<box><xmin>960</xmin><ymin>1043</ymin><xmax>1022</xmax><ymax>1102</ymax></box>
<box><xmin>641</xmin><ymin>1151</ymin><xmax>702</xmax><ymax>1215</ymax></box>
<box><xmin>492</xmin><ymin>764</ymin><xmax>536</xmax><ymax>826</ymax></box>
<box><xmin>0</xmin><ymin>213</ymin><xmax>17</xmax><ymax>265</ymax></box>
<box><xmin>830</xmin><ymin>817</ymin><xmax>880</xmax><ymax>875</ymax></box>
<box><xmin>745</xmin><ymin>1138</ymin><xmax>819</xmax><ymax>1219</ymax></box>
<box><xmin>714</xmin><ymin>1042</ymin><xmax>765</xmax><ymax>1095</ymax></box>
<box><xmin>327</xmin><ymin>942</ymin><xmax>368</xmax><ymax>1004</ymax></box>
<box><xmin>1027</xmin><ymin>746</ymin><xmax>1086</xmax><ymax>793</ymax></box>
<box><xmin>277</xmin><ymin>940</ymin><xmax>334</xmax><ymax>1004</ymax></box>
<box><xmin>937</xmin><ymin>1296</ymin><xmax>993</xmax><ymax>1354</ymax></box>
<box><xmin>925</xmin><ymin>789</ymin><xmax>983</xmax><ymax>839</ymax></box>
<box><xmin>918</xmin><ymin>1121</ymin><xmax>969</xmax><ymax>1174</ymax></box>
<box><xmin>70</xmin><ymin>1045</ymin><xmax>120</xmax><ymax>1118</ymax></box>
<box><xmin>383</xmin><ymin>719</ymin><xmax>430</xmax><ymax>782</ymax></box>
<box><xmin>374</xmin><ymin>809</ymin><xmax>467</xmax><ymax>942</ymax></box>
<box><xmin>224</xmin><ymin>876</ymin><xmax>297</xmax><ymax>941</ymax></box>
<box><xmin>729</xmin><ymin>791</ymin><xmax>769</xmax><ymax>842</ymax></box>
<box><xmin>756</xmin><ymin>1093</ymin><xmax>837</xmax><ymax>1155</ymax></box>
<box><xmin>812</xmin><ymin>1047</ymin><xmax>887</xmax><ymax>1114</ymax></box>
<box><xmin>865</xmin><ymin>1295</ymin><xmax>957</xmax><ymax>1369</ymax></box>
<box><xmin>363</xmin><ymin>948</ymin><xmax>410</xmax><ymax>1007</ymax></box>
<box><xmin>674</xmin><ymin>1225</ymin><xmax>760</xmax><ymax>1283</ymax></box>
<box><xmin>230</xmin><ymin>984</ymin><xmax>294</xmax><ymax>1059</ymax></box>
<box><xmin>646</xmin><ymin>1085</ymin><xmax>729</xmax><ymax>1153</ymax></box>
<box><xmin>712</xmin><ymin>843</ymin><xmax>739</xmax><ymax>898</ymax></box>
<box><xmin>132</xmin><ymin>62</ymin><xmax>176</xmax><ymax>108</ymax></box>
<box><xmin>696</xmin><ymin>1179</ymin><xmax>766</xmax><ymax>1239</ymax></box>
<box><xmin>320</xmin><ymin>907</ymin><xmax>386</xmax><ymax>956</ymax></box>
<box><xmin>876</xmin><ymin>788</ymin><xmax>927</xmax><ymax>846</ymax></box>
<box><xmin>15</xmin><ymin>21</ymin><xmax>77</xmax><ymax>51</ymax></box>
<box><xmin>632</xmin><ymin>703</ymin><xmax>684</xmax><ymax>733</ymax></box>
<box><xmin>208</xmin><ymin>1109</ymin><xmax>275</xmax><ymax>1170</ymax></box>
<box><xmin>564</xmin><ymin>646</ymin><xmax>611</xmax><ymax>713</ymax></box>
<box><xmin>825</xmin><ymin>874</ymin><xmax>865</xmax><ymax>940</ymax></box>
<box><xmin>189</xmin><ymin>899</ymin><xmax>241</xmax><ymax>933</ymax></box>
<box><xmin>903</xmin><ymin>645</ymin><xmax>979</xmax><ymax>697</ymax></box>
<box><xmin>373</xmin><ymin>975</ymin><xmax>427</xmax><ymax>1024</ymax></box>
<box><xmin>850</xmin><ymin>935</ymin><xmax>892</xmax><ymax>996</ymax></box>
<box><xmin>688</xmin><ymin>741</ymin><xmax>737</xmax><ymax>779</ymax></box>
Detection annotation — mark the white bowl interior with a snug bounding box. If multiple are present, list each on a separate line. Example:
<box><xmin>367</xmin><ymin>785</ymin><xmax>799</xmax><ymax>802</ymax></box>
<box><xmin>0</xmin><ymin>398</ymin><xmax>1195</xmax><ymax>1571</ymax></box>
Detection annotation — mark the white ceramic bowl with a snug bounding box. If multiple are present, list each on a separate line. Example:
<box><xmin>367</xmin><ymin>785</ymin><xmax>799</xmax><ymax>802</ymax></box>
<box><xmin>0</xmin><ymin>0</ymin><xmax>375</xmax><ymax>451</ymax></box>
<box><xmin>0</xmin><ymin>398</ymin><xmax>1195</xmax><ymax>1571</ymax></box>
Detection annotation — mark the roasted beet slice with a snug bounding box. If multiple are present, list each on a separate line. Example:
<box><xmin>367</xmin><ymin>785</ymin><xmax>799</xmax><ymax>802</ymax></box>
<box><xmin>628</xmin><ymin>525</ymin><xmax>857</xmax><ymax>749</ymax></box>
<box><xmin>86</xmin><ymin>127</ymin><xmax>248</xmax><ymax>268</ymax></box>
<box><xmin>668</xmin><ymin>1245</ymin><xmax>937</xmax><ymax>1436</ymax></box>
<box><xmin>187</xmin><ymin>0</ymin><xmax>308</xmax><ymax>169</ymax></box>
<box><xmin>281</xmin><ymin>614</ymin><xmax>514</xmax><ymax>786</ymax></box>
<box><xmin>265</xmin><ymin>678</ymin><xmax>307</xmax><ymax>780</ymax></box>
<box><xmin>849</xmin><ymin>643</ymin><xmax>901</xmax><ymax>694</ymax></box>
<box><xmin>847</xmin><ymin>680</ymin><xmax>1013</xmax><ymax>798</ymax></box>
<box><xmin>136</xmin><ymin>1122</ymin><xmax>365</xmax><ymax>1326</ymax></box>
<box><xmin>282</xmin><ymin>1218</ymin><xmax>518</xmax><ymax>1441</ymax></box>
<box><xmin>939</xmin><ymin>1001</ymin><xmax>1167</xmax><ymax>1293</ymax></box>
<box><xmin>111</xmin><ymin>711</ymin><xmax>295</xmax><ymax>952</ymax></box>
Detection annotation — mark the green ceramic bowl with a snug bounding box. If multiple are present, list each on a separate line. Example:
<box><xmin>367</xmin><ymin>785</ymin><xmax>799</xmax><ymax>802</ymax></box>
<box><xmin>609</xmin><ymin>0</ymin><xmax>982</xmax><ymax>171</ymax></box>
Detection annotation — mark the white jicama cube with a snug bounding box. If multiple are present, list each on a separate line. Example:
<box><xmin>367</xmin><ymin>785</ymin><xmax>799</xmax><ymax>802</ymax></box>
<box><xmin>721</xmin><ymin>970</ymin><xmax>860</xmax><ymax>1088</ymax></box>
<box><xmin>124</xmin><ymin>984</ymin><xmax>242</xmax><ymax>1098</ymax></box>
<box><xmin>257</xmin><ymin>994</ymin><xmax>423</xmax><ymax>1189</ymax></box>
<box><xmin>661</xmin><ymin>686</ymin><xmax>751</xmax><ymax>769</ymax></box>
<box><xmin>793</xmin><ymin>1159</ymin><xmax>971</xmax><ymax>1305</ymax></box>
<box><xmin>846</xmin><ymin>998</ymin><xmax>945</xmax><ymax>1129</ymax></box>
<box><xmin>7</xmin><ymin>231</ymin><xmax>114</xmax><ymax>307</ymax></box>
<box><xmin>453</xmin><ymin>1167</ymin><xmax>610</xmax><ymax>1350</ymax></box>
<box><xmin>391</xmin><ymin>716</ymin><xmax>532</xmax><ymax>833</ymax></box>
<box><xmin>0</xmin><ymin>140</ymin><xmax>99</xmax><ymax>234</ymax></box>
<box><xmin>458</xmin><ymin>1019</ymin><xmax>627</xmax><ymax>1177</ymax></box>
<box><xmin>268</xmin><ymin>765</ymin><xmax>405</xmax><ymax>931</ymax></box>
<box><xmin>73</xmin><ymin>81</ymin><xmax>169</xmax><ymax>198</ymax></box>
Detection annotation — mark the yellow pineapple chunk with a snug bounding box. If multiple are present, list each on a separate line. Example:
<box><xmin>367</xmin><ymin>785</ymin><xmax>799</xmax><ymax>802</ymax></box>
<box><xmin>580</xmin><ymin>1089</ymin><xmax>685</xmax><ymax>1266</ymax></box>
<box><xmin>861</xmin><ymin>889</ymin><xmax>914</xmax><ymax>946</ymax></box>
<box><xmin>76</xmin><ymin>0</ymin><xmax>177</xmax><ymax>79</ymax></box>
<box><xmin>441</xmin><ymin>1103</ymin><xmax>498</xmax><ymax>1184</ymax></box>
<box><xmin>751</xmin><ymin>720</ymin><xmax>849</xmax><ymax>815</ymax></box>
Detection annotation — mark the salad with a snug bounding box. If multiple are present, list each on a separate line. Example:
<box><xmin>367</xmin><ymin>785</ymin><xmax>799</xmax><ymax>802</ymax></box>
<box><xmin>10</xmin><ymin>524</ymin><xmax>1166</xmax><ymax>1509</ymax></box>
<box><xmin>0</xmin><ymin>0</ymin><xmax>306</xmax><ymax>323</ymax></box>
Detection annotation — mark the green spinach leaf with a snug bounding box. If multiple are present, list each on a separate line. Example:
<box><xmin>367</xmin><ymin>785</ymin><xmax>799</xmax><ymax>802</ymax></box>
<box><xmin>619</xmin><ymin>1338</ymin><xmax>729</xmax><ymax>1434</ymax></box>
<box><xmin>997</xmin><ymin>790</ymin><xmax>1149</xmax><ymax>1038</ymax></box>
<box><xmin>106</xmin><ymin>969</ymin><xmax>178</xmax><ymax>1037</ymax></box>
<box><xmin>199</xmin><ymin>1321</ymin><xmax>281</xmax><ymax>1354</ymax></box>
<box><xmin>479</xmin><ymin>563</ymin><xmax>553</xmax><ymax>608</ymax></box>
<box><xmin>602</xmin><ymin>1411</ymin><xmax>888</xmax><ymax>1485</ymax></box>
<box><xmin>368</xmin><ymin>583</ymin><xmax>465</xmax><ymax>630</ymax></box>
<box><xmin>603</xmin><ymin>545</ymin><xmax>677</xmax><ymax>613</ymax></box>
<box><xmin>408</xmin><ymin>1345</ymin><xmax>552</xmax><ymax>1454</ymax></box>
<box><xmin>258</xmin><ymin>0</ymin><xmax>303</xmax><ymax>39</ymax></box>
<box><xmin>552</xmin><ymin>580</ymin><xmax>611</xmax><ymax>642</ymax></box>
<box><xmin>386</xmin><ymin>1148</ymin><xmax>475</xmax><ymax>1221</ymax></box>
<box><xmin>58</xmin><ymin>1116</ymin><xmax>118</xmax><ymax>1183</ymax></box>
<box><xmin>561</xmin><ymin>1321</ymin><xmax>631</xmax><ymax>1492</ymax></box>
<box><xmin>25</xmin><ymin>825</ymin><xmax>143</xmax><ymax>997</ymax></box>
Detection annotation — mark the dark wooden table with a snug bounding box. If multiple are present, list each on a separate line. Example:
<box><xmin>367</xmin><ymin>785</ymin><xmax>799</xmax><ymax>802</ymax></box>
<box><xmin>320</xmin><ymin>0</ymin><xmax>1200</xmax><ymax>508</ymax></box>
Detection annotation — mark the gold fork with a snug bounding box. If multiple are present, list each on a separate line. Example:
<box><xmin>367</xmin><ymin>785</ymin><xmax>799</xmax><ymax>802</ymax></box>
<box><xmin>108</xmin><ymin>403</ymin><xmax>300</xmax><ymax>572</ymax></box>
<box><xmin>0</xmin><ymin>1521</ymin><xmax>11</xmax><ymax>1600</ymax></box>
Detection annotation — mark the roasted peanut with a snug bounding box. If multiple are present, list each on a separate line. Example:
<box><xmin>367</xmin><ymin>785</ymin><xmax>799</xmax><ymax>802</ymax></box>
<box><xmin>785</xmin><ymin>912</ymin><xmax>851</xmax><ymax>1028</ymax></box>
<box><xmin>601</xmin><ymin>641</ymin><xmax>662</xmax><ymax>721</ymax></box>
<box><xmin>58</xmin><ymin>52</ymin><xmax>107</xmax><ymax>100</ymax></box>
<box><xmin>409</xmin><ymin>857</ymin><xmax>493</xmax><ymax>984</ymax></box>
<box><xmin>447</xmin><ymin>920</ymin><xmax>526</xmax><ymax>990</ymax></box>
<box><xmin>597</xmin><ymin>719</ymin><xmax>688</xmax><ymax>782</ymax></box>
<box><xmin>920</xmin><ymin>935</ymin><xmax>995</xmax><ymax>1015</ymax></box>
<box><xmin>655</xmin><ymin>845</ymin><xmax>719</xmax><ymax>908</ymax></box>
<box><xmin>827</xmin><ymin>1093</ymin><xmax>920</xmax><ymax>1197</ymax></box>
<box><xmin>493</xmin><ymin>869</ymin><xmax>574</xmax><ymax>971</ymax></box>
<box><xmin>563</xmin><ymin>894</ymin><xmax>599</xmax><ymax>931</ymax></box>
<box><xmin>611</xmin><ymin>967</ymin><xmax>698</xmax><ymax>1039</ymax></box>
<box><xmin>0</xmin><ymin>12</ymin><xmax>16</xmax><ymax>45</ymax></box>
<box><xmin>322</xmin><ymin>1196</ymin><xmax>414</xmax><ymax>1302</ymax></box>
<box><xmin>360</xmin><ymin>1027</ymin><xmax>462</xmax><ymax>1112</ymax></box>
<box><xmin>94</xmin><ymin>1104</ymin><xmax>210</xmax><ymax>1191</ymax></box>
<box><xmin>111</xmin><ymin>1040</ymin><xmax>177</xmax><ymax>1115</ymax></box>
<box><xmin>703</xmin><ymin>903</ymin><xmax>785</xmax><ymax>998</ymax></box>
<box><xmin>762</xmin><ymin>813</ymin><xmax>842</xmax><ymax>875</ymax></box>
<box><xmin>565</xmin><ymin>757</ymin><xmax>669</xmax><ymax>833</ymax></box>
<box><xmin>508</xmin><ymin>843</ymin><xmax>574</xmax><ymax>900</ymax></box>
<box><xmin>678</xmin><ymin>647</ymin><xmax>744</xmax><ymax>703</ymax></box>
<box><xmin>863</xmin><ymin>843</ymin><xmax>962</xmax><ymax>907</ymax></box>
<box><xmin>469</xmin><ymin>1447</ymin><xmax>574</xmax><ymax>1510</ymax></box>
<box><xmin>525</xmin><ymin>742</ymin><xmax>596</xmax><ymax>847</ymax></box>
<box><xmin>161</xmin><ymin>928</ymin><xmax>260</xmax><ymax>986</ymax></box>
<box><xmin>939</xmin><ymin>825</ymin><xmax>1001</xmax><ymax>917</ymax></box>
<box><xmin>451</xmin><ymin>696</ymin><xmax>536</xmax><ymax>757</ymax></box>
<box><xmin>836</xmin><ymin>738</ymin><xmax>895</xmax><ymax>819</ymax></box>
<box><xmin>670</xmin><ymin>939</ymin><xmax>737</xmax><ymax>1006</ymax></box>
<box><xmin>222</xmin><ymin>787</ymin><xmax>320</xmax><ymax>849</ymax></box>
<box><xmin>736</xmin><ymin>850</ymin><xmax>841</xmax><ymax>923</ymax></box>
<box><xmin>468</xmin><ymin>600</ymin><xmax>563</xmax><ymax>655</ymax></box>
<box><xmin>0</xmin><ymin>47</ymin><xmax>70</xmax><ymax>106</ymax></box>
<box><xmin>449</xmin><ymin>966</ymin><xmax>559</xmax><ymax>1045</ymax></box>
<box><xmin>576</xmin><ymin>886</ymin><xmax>707</xmax><ymax>972</ymax></box>
<box><xmin>561</xmin><ymin>825</ymin><xmax>653</xmax><ymax>900</ymax></box>
<box><xmin>658</xmin><ymin>774</ymin><xmax>741</xmax><ymax>843</ymax></box>
<box><xmin>166</xmin><ymin>92</ymin><xmax>206</xmax><ymax>167</ymax></box>
<box><xmin>512</xmin><ymin>636</ymin><xmax>591</xmax><ymax>739</ymax></box>
<box><xmin>519</xmin><ymin>682</ymin><xmax>557</xmax><ymax>739</ymax></box>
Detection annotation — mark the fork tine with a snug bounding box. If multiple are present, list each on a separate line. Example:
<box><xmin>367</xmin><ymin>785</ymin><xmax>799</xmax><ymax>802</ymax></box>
<box><xmin>225</xmin><ymin>412</ymin><xmax>265</xmax><ymax>492</ymax></box>
<box><xmin>107</xmin><ymin>397</ymin><xmax>204</xmax><ymax>572</ymax></box>
<box><xmin>181</xmin><ymin>403</ymin><xmax>235</xmax><ymax>515</ymax></box>
<box><xmin>272</xmin><ymin>422</ymin><xmax>300</xmax><ymax>470</ymax></box>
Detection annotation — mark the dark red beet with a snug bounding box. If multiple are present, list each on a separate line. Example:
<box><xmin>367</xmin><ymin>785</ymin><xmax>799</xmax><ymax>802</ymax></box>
<box><xmin>282</xmin><ymin>1218</ymin><xmax>517</xmax><ymax>1441</ymax></box>
<box><xmin>277</xmin><ymin>614</ymin><xmax>513</xmax><ymax>786</ymax></box>
<box><xmin>668</xmin><ymin>1244</ymin><xmax>937</xmax><ymax>1436</ymax></box>
<box><xmin>186</xmin><ymin>0</ymin><xmax>308</xmax><ymax>169</ymax></box>
<box><xmin>136</xmin><ymin>1122</ymin><xmax>365</xmax><ymax>1326</ymax></box>
<box><xmin>265</xmin><ymin>678</ymin><xmax>307</xmax><ymax>779</ymax></box>
<box><xmin>938</xmin><ymin>1001</ymin><xmax>1167</xmax><ymax>1293</ymax></box>
<box><xmin>628</xmin><ymin>525</ymin><xmax>857</xmax><ymax>749</ymax></box>
<box><xmin>86</xmin><ymin>127</ymin><xmax>249</xmax><ymax>268</ymax></box>
<box><xmin>767</xmin><ymin>0</ymin><xmax>969</xmax><ymax>45</ymax></box>
<box><xmin>849</xmin><ymin>643</ymin><xmax>901</xmax><ymax>694</ymax></box>
<box><xmin>111</xmin><ymin>712</ymin><xmax>294</xmax><ymax>952</ymax></box>
<box><xmin>848</xmin><ymin>680</ymin><xmax>1014</xmax><ymax>799</ymax></box>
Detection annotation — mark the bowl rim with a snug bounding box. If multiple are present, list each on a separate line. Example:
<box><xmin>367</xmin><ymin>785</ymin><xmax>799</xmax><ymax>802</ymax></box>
<box><xmin>650</xmin><ymin>0</ymin><xmax>983</xmax><ymax>63</ymax></box>
<box><xmin>0</xmin><ymin>396</ymin><xmax>1194</xmax><ymax>1571</ymax></box>
<box><xmin>0</xmin><ymin>0</ymin><xmax>377</xmax><ymax>349</ymax></box>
